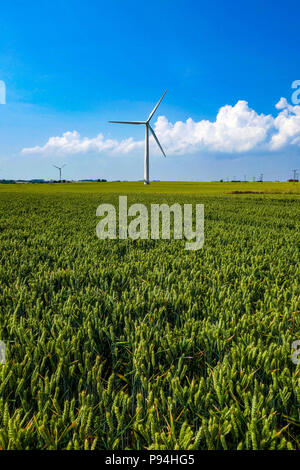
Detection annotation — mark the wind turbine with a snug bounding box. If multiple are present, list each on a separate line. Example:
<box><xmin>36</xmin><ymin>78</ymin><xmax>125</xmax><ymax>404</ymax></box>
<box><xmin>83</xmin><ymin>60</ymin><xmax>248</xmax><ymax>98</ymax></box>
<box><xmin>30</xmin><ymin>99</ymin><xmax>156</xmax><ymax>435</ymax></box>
<box><xmin>53</xmin><ymin>164</ymin><xmax>66</xmax><ymax>182</ymax></box>
<box><xmin>109</xmin><ymin>90</ymin><xmax>167</xmax><ymax>184</ymax></box>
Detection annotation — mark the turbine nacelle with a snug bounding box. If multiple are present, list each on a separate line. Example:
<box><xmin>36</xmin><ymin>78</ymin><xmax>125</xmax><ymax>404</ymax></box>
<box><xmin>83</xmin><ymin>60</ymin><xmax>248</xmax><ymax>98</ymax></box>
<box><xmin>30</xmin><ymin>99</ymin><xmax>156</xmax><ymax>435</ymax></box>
<box><xmin>109</xmin><ymin>90</ymin><xmax>167</xmax><ymax>184</ymax></box>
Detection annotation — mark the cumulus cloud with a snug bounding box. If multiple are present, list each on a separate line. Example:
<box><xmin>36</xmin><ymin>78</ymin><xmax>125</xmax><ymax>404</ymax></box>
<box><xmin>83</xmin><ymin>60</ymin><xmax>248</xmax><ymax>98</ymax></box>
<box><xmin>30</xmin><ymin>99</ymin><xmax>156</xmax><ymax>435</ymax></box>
<box><xmin>270</xmin><ymin>97</ymin><xmax>300</xmax><ymax>149</ymax></box>
<box><xmin>21</xmin><ymin>98</ymin><xmax>300</xmax><ymax>157</ymax></box>
<box><xmin>22</xmin><ymin>130</ymin><xmax>143</xmax><ymax>156</ymax></box>
<box><xmin>153</xmin><ymin>100</ymin><xmax>273</xmax><ymax>154</ymax></box>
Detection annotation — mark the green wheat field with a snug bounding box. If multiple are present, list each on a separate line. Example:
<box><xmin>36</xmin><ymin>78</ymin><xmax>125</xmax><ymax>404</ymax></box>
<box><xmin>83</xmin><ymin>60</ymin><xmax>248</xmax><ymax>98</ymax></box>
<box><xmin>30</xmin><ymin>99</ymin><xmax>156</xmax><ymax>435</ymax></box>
<box><xmin>0</xmin><ymin>181</ymin><xmax>299</xmax><ymax>450</ymax></box>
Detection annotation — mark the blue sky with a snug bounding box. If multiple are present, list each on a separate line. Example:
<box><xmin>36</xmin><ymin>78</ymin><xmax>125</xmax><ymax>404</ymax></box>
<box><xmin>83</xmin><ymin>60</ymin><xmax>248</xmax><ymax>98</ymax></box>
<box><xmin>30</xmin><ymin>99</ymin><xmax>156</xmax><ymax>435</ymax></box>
<box><xmin>0</xmin><ymin>0</ymin><xmax>299</xmax><ymax>181</ymax></box>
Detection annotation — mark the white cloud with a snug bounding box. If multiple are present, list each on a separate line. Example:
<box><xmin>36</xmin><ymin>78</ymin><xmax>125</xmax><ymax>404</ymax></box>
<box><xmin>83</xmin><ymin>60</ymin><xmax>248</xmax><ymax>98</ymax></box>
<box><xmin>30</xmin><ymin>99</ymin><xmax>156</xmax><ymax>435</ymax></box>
<box><xmin>21</xmin><ymin>98</ymin><xmax>300</xmax><ymax>157</ymax></box>
<box><xmin>153</xmin><ymin>100</ymin><xmax>273</xmax><ymax>154</ymax></box>
<box><xmin>270</xmin><ymin>97</ymin><xmax>300</xmax><ymax>149</ymax></box>
<box><xmin>22</xmin><ymin>130</ymin><xmax>143</xmax><ymax>156</ymax></box>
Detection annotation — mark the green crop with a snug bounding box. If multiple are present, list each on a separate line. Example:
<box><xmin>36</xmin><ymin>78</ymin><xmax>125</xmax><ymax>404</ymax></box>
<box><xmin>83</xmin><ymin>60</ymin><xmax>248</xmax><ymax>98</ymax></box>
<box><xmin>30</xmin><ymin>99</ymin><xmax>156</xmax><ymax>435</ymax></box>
<box><xmin>0</xmin><ymin>182</ymin><xmax>299</xmax><ymax>450</ymax></box>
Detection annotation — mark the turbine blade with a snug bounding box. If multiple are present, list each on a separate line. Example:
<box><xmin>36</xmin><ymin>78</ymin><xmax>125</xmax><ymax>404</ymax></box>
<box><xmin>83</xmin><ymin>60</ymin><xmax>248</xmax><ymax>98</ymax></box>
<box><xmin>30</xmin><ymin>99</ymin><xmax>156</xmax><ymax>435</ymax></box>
<box><xmin>149</xmin><ymin>124</ymin><xmax>166</xmax><ymax>157</ymax></box>
<box><xmin>109</xmin><ymin>121</ymin><xmax>145</xmax><ymax>124</ymax></box>
<box><xmin>147</xmin><ymin>90</ymin><xmax>167</xmax><ymax>122</ymax></box>
<box><xmin>53</xmin><ymin>165</ymin><xmax>59</xmax><ymax>169</ymax></box>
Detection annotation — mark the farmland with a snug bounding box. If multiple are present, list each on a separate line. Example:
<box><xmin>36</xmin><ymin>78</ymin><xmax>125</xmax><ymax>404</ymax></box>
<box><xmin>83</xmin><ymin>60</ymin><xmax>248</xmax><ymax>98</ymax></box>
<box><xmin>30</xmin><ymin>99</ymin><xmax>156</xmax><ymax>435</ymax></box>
<box><xmin>0</xmin><ymin>182</ymin><xmax>299</xmax><ymax>449</ymax></box>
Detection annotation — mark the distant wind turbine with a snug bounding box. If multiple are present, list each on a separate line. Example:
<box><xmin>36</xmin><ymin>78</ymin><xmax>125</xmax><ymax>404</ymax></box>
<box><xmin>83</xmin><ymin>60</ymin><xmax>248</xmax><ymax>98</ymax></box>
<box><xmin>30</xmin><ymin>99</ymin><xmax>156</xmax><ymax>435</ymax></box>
<box><xmin>109</xmin><ymin>90</ymin><xmax>167</xmax><ymax>185</ymax></box>
<box><xmin>53</xmin><ymin>164</ymin><xmax>66</xmax><ymax>182</ymax></box>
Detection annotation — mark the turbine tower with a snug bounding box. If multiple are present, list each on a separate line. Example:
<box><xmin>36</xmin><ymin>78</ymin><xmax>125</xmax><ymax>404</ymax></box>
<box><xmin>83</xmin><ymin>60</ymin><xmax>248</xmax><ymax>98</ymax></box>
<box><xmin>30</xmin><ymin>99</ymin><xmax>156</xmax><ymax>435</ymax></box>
<box><xmin>53</xmin><ymin>164</ymin><xmax>66</xmax><ymax>182</ymax></box>
<box><xmin>109</xmin><ymin>90</ymin><xmax>167</xmax><ymax>184</ymax></box>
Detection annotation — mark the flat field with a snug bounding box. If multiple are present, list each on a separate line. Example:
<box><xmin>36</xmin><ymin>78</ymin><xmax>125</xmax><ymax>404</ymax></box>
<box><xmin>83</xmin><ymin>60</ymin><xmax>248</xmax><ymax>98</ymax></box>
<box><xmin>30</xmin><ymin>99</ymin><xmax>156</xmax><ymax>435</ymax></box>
<box><xmin>0</xmin><ymin>182</ymin><xmax>299</xmax><ymax>449</ymax></box>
